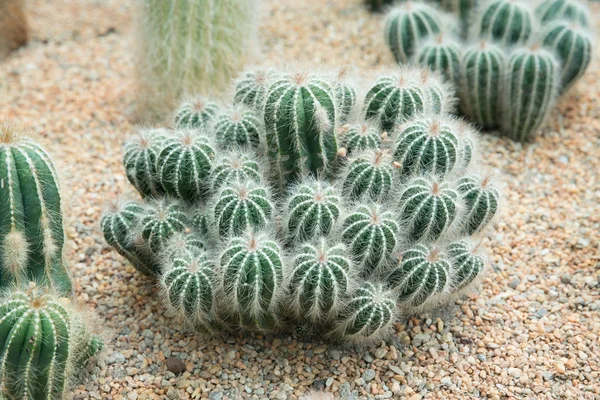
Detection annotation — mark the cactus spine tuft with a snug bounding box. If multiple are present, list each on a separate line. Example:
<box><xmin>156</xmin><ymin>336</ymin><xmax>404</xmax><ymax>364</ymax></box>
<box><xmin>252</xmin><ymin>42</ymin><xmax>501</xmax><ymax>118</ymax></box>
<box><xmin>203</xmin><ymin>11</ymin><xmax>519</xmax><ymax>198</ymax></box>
<box><xmin>174</xmin><ymin>97</ymin><xmax>220</xmax><ymax>130</ymax></box>
<box><xmin>341</xmin><ymin>149</ymin><xmax>394</xmax><ymax>202</ymax></box>
<box><xmin>214</xmin><ymin>107</ymin><xmax>262</xmax><ymax>150</ymax></box>
<box><xmin>211</xmin><ymin>151</ymin><xmax>262</xmax><ymax>191</ymax></box>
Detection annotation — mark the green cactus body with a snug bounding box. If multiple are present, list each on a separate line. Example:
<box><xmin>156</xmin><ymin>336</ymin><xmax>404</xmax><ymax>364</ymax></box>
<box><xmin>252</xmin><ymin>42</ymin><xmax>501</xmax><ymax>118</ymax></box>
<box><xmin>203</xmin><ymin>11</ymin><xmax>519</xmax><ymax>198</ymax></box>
<box><xmin>439</xmin><ymin>0</ymin><xmax>477</xmax><ymax>24</ymax></box>
<box><xmin>0</xmin><ymin>125</ymin><xmax>71</xmax><ymax>295</ymax></box>
<box><xmin>387</xmin><ymin>244</ymin><xmax>449</xmax><ymax>308</ymax></box>
<box><xmin>416</xmin><ymin>35</ymin><xmax>462</xmax><ymax>85</ymax></box>
<box><xmin>220</xmin><ymin>231</ymin><xmax>283</xmax><ymax>331</ymax></box>
<box><xmin>174</xmin><ymin>97</ymin><xmax>220</xmax><ymax>129</ymax></box>
<box><xmin>456</xmin><ymin>175</ymin><xmax>499</xmax><ymax>235</ymax></box>
<box><xmin>76</xmin><ymin>333</ymin><xmax>103</xmax><ymax>368</ymax></box>
<box><xmin>340</xmin><ymin>123</ymin><xmax>381</xmax><ymax>154</ymax></box>
<box><xmin>453</xmin><ymin>121</ymin><xmax>475</xmax><ymax>172</ymax></box>
<box><xmin>234</xmin><ymin>69</ymin><xmax>274</xmax><ymax>111</ymax></box>
<box><xmin>447</xmin><ymin>241</ymin><xmax>484</xmax><ymax>292</ymax></box>
<box><xmin>288</xmin><ymin>239</ymin><xmax>351</xmax><ymax>322</ymax></box>
<box><xmin>263</xmin><ymin>72</ymin><xmax>338</xmax><ymax>192</ymax></box>
<box><xmin>334</xmin><ymin>74</ymin><xmax>357</xmax><ymax>126</ymax></box>
<box><xmin>459</xmin><ymin>41</ymin><xmax>506</xmax><ymax>129</ymax></box>
<box><xmin>393</xmin><ymin>118</ymin><xmax>459</xmax><ymax>179</ymax></box>
<box><xmin>158</xmin><ymin>130</ymin><xmax>215</xmax><ymax>202</ymax></box>
<box><xmin>212</xmin><ymin>151</ymin><xmax>262</xmax><ymax>191</ymax></box>
<box><xmin>398</xmin><ymin>177</ymin><xmax>458</xmax><ymax>243</ymax></box>
<box><xmin>542</xmin><ymin>22</ymin><xmax>592</xmax><ymax>91</ymax></box>
<box><xmin>191</xmin><ymin>208</ymin><xmax>210</xmax><ymax>238</ymax></box>
<box><xmin>285</xmin><ymin>180</ymin><xmax>341</xmax><ymax>244</ymax></box>
<box><xmin>476</xmin><ymin>0</ymin><xmax>534</xmax><ymax>46</ymax></box>
<box><xmin>342</xmin><ymin>149</ymin><xmax>394</xmax><ymax>202</ymax></box>
<box><xmin>213</xmin><ymin>181</ymin><xmax>273</xmax><ymax>239</ymax></box>
<box><xmin>502</xmin><ymin>47</ymin><xmax>559</xmax><ymax>142</ymax></box>
<box><xmin>384</xmin><ymin>2</ymin><xmax>442</xmax><ymax>64</ymax></box>
<box><xmin>214</xmin><ymin>108</ymin><xmax>262</xmax><ymax>150</ymax></box>
<box><xmin>141</xmin><ymin>200</ymin><xmax>188</xmax><ymax>253</ymax></box>
<box><xmin>535</xmin><ymin>0</ymin><xmax>589</xmax><ymax>27</ymax></box>
<box><xmin>123</xmin><ymin>128</ymin><xmax>168</xmax><ymax>198</ymax></box>
<box><xmin>341</xmin><ymin>204</ymin><xmax>399</xmax><ymax>276</ymax></box>
<box><xmin>334</xmin><ymin>281</ymin><xmax>397</xmax><ymax>344</ymax></box>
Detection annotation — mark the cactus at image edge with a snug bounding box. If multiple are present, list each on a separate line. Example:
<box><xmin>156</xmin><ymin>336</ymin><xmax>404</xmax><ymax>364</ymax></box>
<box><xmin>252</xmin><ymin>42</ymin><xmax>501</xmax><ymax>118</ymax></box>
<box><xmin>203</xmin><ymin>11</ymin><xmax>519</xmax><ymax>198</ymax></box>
<box><xmin>339</xmin><ymin>123</ymin><xmax>382</xmax><ymax>155</ymax></box>
<box><xmin>211</xmin><ymin>151</ymin><xmax>262</xmax><ymax>191</ymax></box>
<box><xmin>285</xmin><ymin>180</ymin><xmax>341</xmax><ymax>244</ymax></box>
<box><xmin>535</xmin><ymin>0</ymin><xmax>589</xmax><ymax>27</ymax></box>
<box><xmin>447</xmin><ymin>240</ymin><xmax>485</xmax><ymax>293</ymax></box>
<box><xmin>387</xmin><ymin>244</ymin><xmax>449</xmax><ymax>309</ymax></box>
<box><xmin>459</xmin><ymin>41</ymin><xmax>506</xmax><ymax>129</ymax></box>
<box><xmin>384</xmin><ymin>2</ymin><xmax>442</xmax><ymax>64</ymax></box>
<box><xmin>502</xmin><ymin>47</ymin><xmax>559</xmax><ymax>142</ymax></box>
<box><xmin>0</xmin><ymin>123</ymin><xmax>71</xmax><ymax>296</ymax></box>
<box><xmin>214</xmin><ymin>107</ymin><xmax>262</xmax><ymax>150</ymax></box>
<box><xmin>474</xmin><ymin>0</ymin><xmax>534</xmax><ymax>46</ymax></box>
<box><xmin>437</xmin><ymin>0</ymin><xmax>478</xmax><ymax>25</ymax></box>
<box><xmin>140</xmin><ymin>199</ymin><xmax>188</xmax><ymax>253</ymax></box>
<box><xmin>287</xmin><ymin>239</ymin><xmax>352</xmax><ymax>323</ymax></box>
<box><xmin>263</xmin><ymin>71</ymin><xmax>338</xmax><ymax>192</ymax></box>
<box><xmin>341</xmin><ymin>149</ymin><xmax>394</xmax><ymax>202</ymax></box>
<box><xmin>542</xmin><ymin>21</ymin><xmax>592</xmax><ymax>91</ymax></box>
<box><xmin>334</xmin><ymin>69</ymin><xmax>357</xmax><ymax>125</ymax></box>
<box><xmin>220</xmin><ymin>231</ymin><xmax>283</xmax><ymax>331</ymax></box>
<box><xmin>123</xmin><ymin>128</ymin><xmax>168</xmax><ymax>198</ymax></box>
<box><xmin>415</xmin><ymin>35</ymin><xmax>462</xmax><ymax>85</ymax></box>
<box><xmin>234</xmin><ymin>69</ymin><xmax>275</xmax><ymax>112</ymax></box>
<box><xmin>456</xmin><ymin>175</ymin><xmax>499</xmax><ymax>235</ymax></box>
<box><xmin>174</xmin><ymin>97</ymin><xmax>220</xmax><ymax>130</ymax></box>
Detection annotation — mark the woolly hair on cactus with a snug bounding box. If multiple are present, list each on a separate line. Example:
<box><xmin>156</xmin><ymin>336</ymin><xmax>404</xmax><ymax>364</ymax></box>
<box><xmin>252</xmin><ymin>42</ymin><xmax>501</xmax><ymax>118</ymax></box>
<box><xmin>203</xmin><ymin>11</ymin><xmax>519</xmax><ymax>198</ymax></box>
<box><xmin>339</xmin><ymin>123</ymin><xmax>382</xmax><ymax>155</ymax></box>
<box><xmin>284</xmin><ymin>179</ymin><xmax>342</xmax><ymax>244</ymax></box>
<box><xmin>541</xmin><ymin>21</ymin><xmax>592</xmax><ymax>92</ymax></box>
<box><xmin>263</xmin><ymin>70</ymin><xmax>338</xmax><ymax>192</ymax></box>
<box><xmin>459</xmin><ymin>41</ymin><xmax>506</xmax><ymax>129</ymax></box>
<box><xmin>212</xmin><ymin>180</ymin><xmax>274</xmax><ymax>239</ymax></box>
<box><xmin>233</xmin><ymin>69</ymin><xmax>276</xmax><ymax>112</ymax></box>
<box><xmin>173</xmin><ymin>97</ymin><xmax>220</xmax><ymax>130</ymax></box>
<box><xmin>219</xmin><ymin>230</ymin><xmax>283</xmax><ymax>332</ymax></box>
<box><xmin>157</xmin><ymin>129</ymin><xmax>215</xmax><ymax>202</ymax></box>
<box><xmin>333</xmin><ymin>68</ymin><xmax>357</xmax><ymax>126</ymax></box>
<box><xmin>384</xmin><ymin>2</ymin><xmax>442</xmax><ymax>64</ymax></box>
<box><xmin>211</xmin><ymin>150</ymin><xmax>262</xmax><ymax>191</ymax></box>
<box><xmin>472</xmin><ymin>0</ymin><xmax>534</xmax><ymax>46</ymax></box>
<box><xmin>0</xmin><ymin>122</ymin><xmax>71</xmax><ymax>296</ymax></box>
<box><xmin>123</xmin><ymin>128</ymin><xmax>168</xmax><ymax>198</ymax></box>
<box><xmin>415</xmin><ymin>34</ymin><xmax>462</xmax><ymax>86</ymax></box>
<box><xmin>159</xmin><ymin>230</ymin><xmax>206</xmax><ymax>262</ymax></box>
<box><xmin>341</xmin><ymin>203</ymin><xmax>399</xmax><ymax>276</ymax></box>
<box><xmin>535</xmin><ymin>0</ymin><xmax>589</xmax><ymax>27</ymax></box>
<box><xmin>447</xmin><ymin>240</ymin><xmax>485</xmax><ymax>294</ymax></box>
<box><xmin>452</xmin><ymin>120</ymin><xmax>477</xmax><ymax>173</ymax></box>
<box><xmin>213</xmin><ymin>106</ymin><xmax>262</xmax><ymax>150</ymax></box>
<box><xmin>331</xmin><ymin>281</ymin><xmax>398</xmax><ymax>344</ymax></box>
<box><xmin>0</xmin><ymin>0</ymin><xmax>28</xmax><ymax>59</ymax></box>
<box><xmin>341</xmin><ymin>149</ymin><xmax>394</xmax><ymax>202</ymax></box>
<box><xmin>287</xmin><ymin>239</ymin><xmax>353</xmax><ymax>323</ymax></box>
<box><xmin>502</xmin><ymin>46</ymin><xmax>560</xmax><ymax>142</ymax></box>
<box><xmin>140</xmin><ymin>199</ymin><xmax>189</xmax><ymax>254</ymax></box>
<box><xmin>456</xmin><ymin>174</ymin><xmax>499</xmax><ymax>235</ymax></box>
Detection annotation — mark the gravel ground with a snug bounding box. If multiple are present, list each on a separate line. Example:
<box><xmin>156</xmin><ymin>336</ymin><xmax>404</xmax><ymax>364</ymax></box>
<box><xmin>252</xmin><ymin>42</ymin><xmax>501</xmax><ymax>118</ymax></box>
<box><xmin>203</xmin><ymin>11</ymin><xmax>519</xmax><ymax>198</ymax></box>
<box><xmin>1</xmin><ymin>0</ymin><xmax>599</xmax><ymax>399</ymax></box>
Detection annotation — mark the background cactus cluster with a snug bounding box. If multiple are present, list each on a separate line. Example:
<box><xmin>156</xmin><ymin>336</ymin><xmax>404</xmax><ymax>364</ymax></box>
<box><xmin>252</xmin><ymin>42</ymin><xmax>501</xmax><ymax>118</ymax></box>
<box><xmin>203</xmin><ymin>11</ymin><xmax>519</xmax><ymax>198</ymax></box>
<box><xmin>103</xmin><ymin>64</ymin><xmax>500</xmax><ymax>345</ymax></box>
<box><xmin>383</xmin><ymin>0</ymin><xmax>594</xmax><ymax>142</ymax></box>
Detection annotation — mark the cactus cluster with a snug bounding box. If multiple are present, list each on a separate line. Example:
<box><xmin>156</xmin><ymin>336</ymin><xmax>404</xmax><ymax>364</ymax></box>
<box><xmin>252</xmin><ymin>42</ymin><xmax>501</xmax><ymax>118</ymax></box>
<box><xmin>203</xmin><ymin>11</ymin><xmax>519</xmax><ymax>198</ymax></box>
<box><xmin>383</xmin><ymin>0</ymin><xmax>593</xmax><ymax>142</ymax></box>
<box><xmin>104</xmin><ymin>64</ymin><xmax>500</xmax><ymax>345</ymax></box>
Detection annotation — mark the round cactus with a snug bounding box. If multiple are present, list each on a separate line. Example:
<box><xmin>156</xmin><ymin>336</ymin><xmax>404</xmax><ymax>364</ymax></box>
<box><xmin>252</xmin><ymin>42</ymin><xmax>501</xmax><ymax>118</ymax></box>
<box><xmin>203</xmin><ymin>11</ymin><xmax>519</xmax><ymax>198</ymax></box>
<box><xmin>213</xmin><ymin>181</ymin><xmax>273</xmax><ymax>239</ymax></box>
<box><xmin>447</xmin><ymin>241</ymin><xmax>485</xmax><ymax>293</ymax></box>
<box><xmin>393</xmin><ymin>118</ymin><xmax>459</xmax><ymax>179</ymax></box>
<box><xmin>341</xmin><ymin>149</ymin><xmax>394</xmax><ymax>202</ymax></box>
<box><xmin>333</xmin><ymin>281</ymin><xmax>397</xmax><ymax>344</ymax></box>
<box><xmin>387</xmin><ymin>244</ymin><xmax>449</xmax><ymax>309</ymax></box>
<box><xmin>211</xmin><ymin>151</ymin><xmax>262</xmax><ymax>191</ymax></box>
<box><xmin>234</xmin><ymin>69</ymin><xmax>275</xmax><ymax>111</ymax></box>
<box><xmin>459</xmin><ymin>41</ymin><xmax>506</xmax><ymax>129</ymax></box>
<box><xmin>398</xmin><ymin>177</ymin><xmax>459</xmax><ymax>243</ymax></box>
<box><xmin>474</xmin><ymin>0</ymin><xmax>534</xmax><ymax>46</ymax></box>
<box><xmin>285</xmin><ymin>180</ymin><xmax>341</xmax><ymax>244</ymax></box>
<box><xmin>542</xmin><ymin>21</ymin><xmax>592</xmax><ymax>91</ymax></box>
<box><xmin>453</xmin><ymin>120</ymin><xmax>476</xmax><ymax>172</ymax></box>
<box><xmin>415</xmin><ymin>35</ymin><xmax>462</xmax><ymax>85</ymax></box>
<box><xmin>288</xmin><ymin>239</ymin><xmax>352</xmax><ymax>323</ymax></box>
<box><xmin>219</xmin><ymin>231</ymin><xmax>283</xmax><ymax>331</ymax></box>
<box><xmin>341</xmin><ymin>203</ymin><xmax>399</xmax><ymax>276</ymax></box>
<box><xmin>140</xmin><ymin>200</ymin><xmax>188</xmax><ymax>253</ymax></box>
<box><xmin>535</xmin><ymin>0</ymin><xmax>589</xmax><ymax>27</ymax></box>
<box><xmin>191</xmin><ymin>208</ymin><xmax>211</xmax><ymax>238</ymax></box>
<box><xmin>174</xmin><ymin>97</ymin><xmax>220</xmax><ymax>129</ymax></box>
<box><xmin>456</xmin><ymin>175</ymin><xmax>499</xmax><ymax>235</ymax></box>
<box><xmin>214</xmin><ymin>107</ymin><xmax>262</xmax><ymax>150</ymax></box>
<box><xmin>158</xmin><ymin>130</ymin><xmax>215</xmax><ymax>202</ymax></box>
<box><xmin>384</xmin><ymin>2</ymin><xmax>442</xmax><ymax>64</ymax></box>
<box><xmin>161</xmin><ymin>231</ymin><xmax>206</xmax><ymax>261</ymax></box>
<box><xmin>502</xmin><ymin>47</ymin><xmax>560</xmax><ymax>142</ymax></box>
<box><xmin>340</xmin><ymin>123</ymin><xmax>381</xmax><ymax>155</ymax></box>
<box><xmin>334</xmin><ymin>69</ymin><xmax>357</xmax><ymax>125</ymax></box>
<box><xmin>123</xmin><ymin>128</ymin><xmax>168</xmax><ymax>198</ymax></box>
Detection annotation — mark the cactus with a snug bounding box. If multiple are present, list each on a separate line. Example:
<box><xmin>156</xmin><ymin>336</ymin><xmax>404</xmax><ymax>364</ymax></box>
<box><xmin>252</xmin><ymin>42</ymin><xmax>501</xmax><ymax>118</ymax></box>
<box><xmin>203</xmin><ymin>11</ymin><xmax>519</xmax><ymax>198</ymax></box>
<box><xmin>141</xmin><ymin>199</ymin><xmax>189</xmax><ymax>253</ymax></box>
<box><xmin>334</xmin><ymin>69</ymin><xmax>357</xmax><ymax>125</ymax></box>
<box><xmin>341</xmin><ymin>149</ymin><xmax>394</xmax><ymax>202</ymax></box>
<box><xmin>213</xmin><ymin>107</ymin><xmax>262</xmax><ymax>150</ymax></box>
<box><xmin>123</xmin><ymin>128</ymin><xmax>168</xmax><ymax>198</ymax></box>
<box><xmin>174</xmin><ymin>97</ymin><xmax>220</xmax><ymax>130</ymax></box>
<box><xmin>474</xmin><ymin>0</ymin><xmax>534</xmax><ymax>46</ymax></box>
<box><xmin>263</xmin><ymin>71</ymin><xmax>338</xmax><ymax>192</ymax></box>
<box><xmin>459</xmin><ymin>41</ymin><xmax>506</xmax><ymax>129</ymax></box>
<box><xmin>285</xmin><ymin>180</ymin><xmax>341</xmax><ymax>244</ymax></box>
<box><xmin>384</xmin><ymin>2</ymin><xmax>442</xmax><ymax>64</ymax></box>
<box><xmin>341</xmin><ymin>204</ymin><xmax>399</xmax><ymax>276</ymax></box>
<box><xmin>160</xmin><ymin>231</ymin><xmax>206</xmax><ymax>261</ymax></box>
<box><xmin>398</xmin><ymin>177</ymin><xmax>458</xmax><ymax>243</ymax></box>
<box><xmin>287</xmin><ymin>239</ymin><xmax>352</xmax><ymax>323</ymax></box>
<box><xmin>415</xmin><ymin>35</ymin><xmax>462</xmax><ymax>85</ymax></box>
<box><xmin>191</xmin><ymin>208</ymin><xmax>211</xmax><ymax>238</ymax></box>
<box><xmin>333</xmin><ymin>281</ymin><xmax>397</xmax><ymax>344</ymax></box>
<box><xmin>542</xmin><ymin>21</ymin><xmax>592</xmax><ymax>91</ymax></box>
<box><xmin>387</xmin><ymin>244</ymin><xmax>449</xmax><ymax>309</ymax></box>
<box><xmin>535</xmin><ymin>0</ymin><xmax>589</xmax><ymax>27</ymax></box>
<box><xmin>0</xmin><ymin>0</ymin><xmax>28</xmax><ymax>59</ymax></box>
<box><xmin>339</xmin><ymin>123</ymin><xmax>381</xmax><ymax>155</ymax></box>
<box><xmin>211</xmin><ymin>151</ymin><xmax>262</xmax><ymax>191</ymax></box>
<box><xmin>213</xmin><ymin>181</ymin><xmax>273</xmax><ymax>239</ymax></box>
<box><xmin>75</xmin><ymin>333</ymin><xmax>104</xmax><ymax>368</ymax></box>
<box><xmin>437</xmin><ymin>0</ymin><xmax>477</xmax><ymax>25</ymax></box>
<box><xmin>234</xmin><ymin>69</ymin><xmax>275</xmax><ymax>112</ymax></box>
<box><xmin>158</xmin><ymin>130</ymin><xmax>215</xmax><ymax>202</ymax></box>
<box><xmin>456</xmin><ymin>175</ymin><xmax>499</xmax><ymax>235</ymax></box>
<box><xmin>364</xmin><ymin>0</ymin><xmax>394</xmax><ymax>12</ymax></box>
<box><xmin>219</xmin><ymin>231</ymin><xmax>283</xmax><ymax>331</ymax></box>
<box><xmin>447</xmin><ymin>241</ymin><xmax>484</xmax><ymax>293</ymax></box>
<box><xmin>502</xmin><ymin>47</ymin><xmax>559</xmax><ymax>142</ymax></box>
<box><xmin>0</xmin><ymin>123</ymin><xmax>71</xmax><ymax>296</ymax></box>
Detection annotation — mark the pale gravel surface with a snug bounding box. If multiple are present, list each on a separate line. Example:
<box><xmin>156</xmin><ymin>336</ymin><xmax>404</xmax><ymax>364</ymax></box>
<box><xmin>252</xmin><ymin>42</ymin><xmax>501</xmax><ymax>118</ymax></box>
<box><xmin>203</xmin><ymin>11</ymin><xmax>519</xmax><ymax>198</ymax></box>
<box><xmin>1</xmin><ymin>1</ymin><xmax>599</xmax><ymax>399</ymax></box>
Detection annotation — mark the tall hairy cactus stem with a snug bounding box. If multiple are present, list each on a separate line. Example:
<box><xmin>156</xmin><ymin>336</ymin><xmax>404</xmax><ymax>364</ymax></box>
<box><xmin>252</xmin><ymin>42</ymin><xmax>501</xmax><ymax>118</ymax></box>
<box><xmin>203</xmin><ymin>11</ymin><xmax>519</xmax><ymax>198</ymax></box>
<box><xmin>415</xmin><ymin>35</ymin><xmax>462</xmax><ymax>85</ymax></box>
<box><xmin>535</xmin><ymin>0</ymin><xmax>589</xmax><ymax>27</ymax></box>
<box><xmin>211</xmin><ymin>151</ymin><xmax>262</xmax><ymax>191</ymax></box>
<box><xmin>234</xmin><ymin>69</ymin><xmax>275</xmax><ymax>112</ymax></box>
<box><xmin>339</xmin><ymin>123</ymin><xmax>381</xmax><ymax>155</ymax></box>
<box><xmin>341</xmin><ymin>149</ymin><xmax>394</xmax><ymax>202</ymax></box>
<box><xmin>123</xmin><ymin>128</ymin><xmax>168</xmax><ymax>198</ymax></box>
<box><xmin>214</xmin><ymin>107</ymin><xmax>262</xmax><ymax>150</ymax></box>
<box><xmin>447</xmin><ymin>241</ymin><xmax>485</xmax><ymax>293</ymax></box>
<box><xmin>474</xmin><ymin>0</ymin><xmax>534</xmax><ymax>46</ymax></box>
<box><xmin>174</xmin><ymin>97</ymin><xmax>220</xmax><ymax>130</ymax></box>
<box><xmin>0</xmin><ymin>0</ymin><xmax>28</xmax><ymax>59</ymax></box>
<box><xmin>0</xmin><ymin>123</ymin><xmax>71</xmax><ymax>296</ymax></box>
<box><xmin>457</xmin><ymin>175</ymin><xmax>499</xmax><ymax>235</ymax></box>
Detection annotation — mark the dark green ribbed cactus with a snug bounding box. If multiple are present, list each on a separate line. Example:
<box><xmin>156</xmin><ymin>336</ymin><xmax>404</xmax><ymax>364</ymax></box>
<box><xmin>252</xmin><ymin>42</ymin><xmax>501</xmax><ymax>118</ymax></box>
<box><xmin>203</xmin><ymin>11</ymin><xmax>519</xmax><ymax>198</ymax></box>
<box><xmin>341</xmin><ymin>149</ymin><xmax>394</xmax><ymax>202</ymax></box>
<box><xmin>123</xmin><ymin>128</ymin><xmax>168</xmax><ymax>198</ymax></box>
<box><xmin>174</xmin><ymin>97</ymin><xmax>220</xmax><ymax>129</ymax></box>
<box><xmin>0</xmin><ymin>123</ymin><xmax>71</xmax><ymax>296</ymax></box>
<box><xmin>141</xmin><ymin>199</ymin><xmax>188</xmax><ymax>253</ymax></box>
<box><xmin>474</xmin><ymin>0</ymin><xmax>534</xmax><ymax>46</ymax></box>
<box><xmin>234</xmin><ymin>69</ymin><xmax>275</xmax><ymax>112</ymax></box>
<box><xmin>211</xmin><ymin>151</ymin><xmax>262</xmax><ymax>191</ymax></box>
<box><xmin>447</xmin><ymin>241</ymin><xmax>485</xmax><ymax>293</ymax></box>
<box><xmin>415</xmin><ymin>35</ymin><xmax>462</xmax><ymax>85</ymax></box>
<box><xmin>334</xmin><ymin>69</ymin><xmax>357</xmax><ymax>125</ymax></box>
<box><xmin>339</xmin><ymin>123</ymin><xmax>381</xmax><ymax>155</ymax></box>
<box><xmin>457</xmin><ymin>175</ymin><xmax>499</xmax><ymax>235</ymax></box>
<box><xmin>214</xmin><ymin>107</ymin><xmax>262</xmax><ymax>150</ymax></box>
<box><xmin>535</xmin><ymin>0</ymin><xmax>589</xmax><ymax>27</ymax></box>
